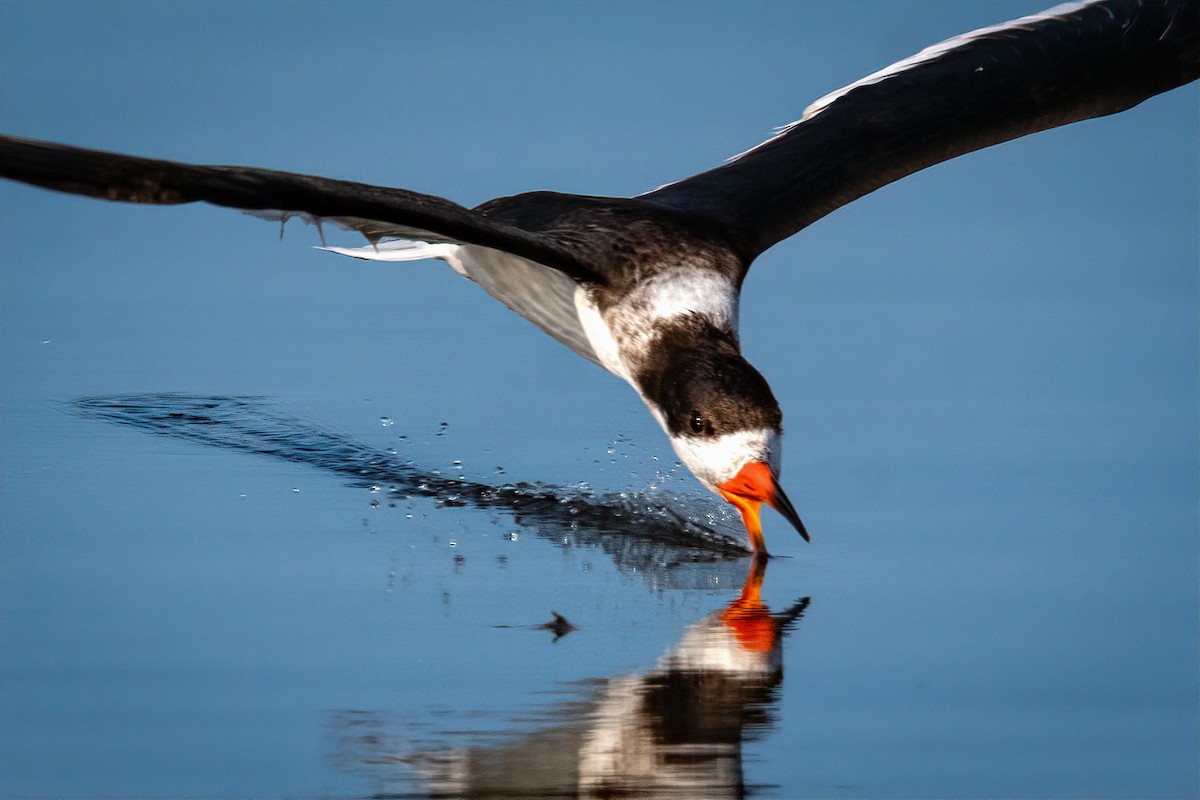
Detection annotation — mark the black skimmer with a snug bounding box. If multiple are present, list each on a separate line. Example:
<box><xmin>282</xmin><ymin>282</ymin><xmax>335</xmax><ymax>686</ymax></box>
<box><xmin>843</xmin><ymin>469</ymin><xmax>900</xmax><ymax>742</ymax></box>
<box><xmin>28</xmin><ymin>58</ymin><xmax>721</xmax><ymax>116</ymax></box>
<box><xmin>0</xmin><ymin>0</ymin><xmax>1195</xmax><ymax>555</ymax></box>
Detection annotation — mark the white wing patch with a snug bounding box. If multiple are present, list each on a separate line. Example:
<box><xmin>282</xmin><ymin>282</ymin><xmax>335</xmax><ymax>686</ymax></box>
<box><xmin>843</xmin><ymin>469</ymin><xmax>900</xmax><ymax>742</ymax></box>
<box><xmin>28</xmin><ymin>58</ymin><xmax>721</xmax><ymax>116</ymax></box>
<box><xmin>321</xmin><ymin>239</ymin><xmax>601</xmax><ymax>366</ymax></box>
<box><xmin>248</xmin><ymin>208</ymin><xmax>459</xmax><ymax>247</ymax></box>
<box><xmin>320</xmin><ymin>240</ymin><xmax>466</xmax><ymax>273</ymax></box>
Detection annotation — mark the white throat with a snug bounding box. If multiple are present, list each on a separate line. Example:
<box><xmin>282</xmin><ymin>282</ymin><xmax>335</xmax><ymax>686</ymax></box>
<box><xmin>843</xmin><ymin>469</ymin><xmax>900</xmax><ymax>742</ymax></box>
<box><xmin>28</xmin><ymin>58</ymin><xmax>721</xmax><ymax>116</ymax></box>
<box><xmin>667</xmin><ymin>427</ymin><xmax>780</xmax><ymax>493</ymax></box>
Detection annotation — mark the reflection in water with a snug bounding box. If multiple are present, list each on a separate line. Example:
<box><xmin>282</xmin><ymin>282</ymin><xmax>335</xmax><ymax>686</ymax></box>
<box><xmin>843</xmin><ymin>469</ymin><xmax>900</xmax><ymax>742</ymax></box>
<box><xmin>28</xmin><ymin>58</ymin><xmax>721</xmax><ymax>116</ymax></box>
<box><xmin>332</xmin><ymin>557</ymin><xmax>809</xmax><ymax>799</ymax></box>
<box><xmin>70</xmin><ymin>394</ymin><xmax>750</xmax><ymax>588</ymax></box>
<box><xmin>536</xmin><ymin>611</ymin><xmax>579</xmax><ymax>642</ymax></box>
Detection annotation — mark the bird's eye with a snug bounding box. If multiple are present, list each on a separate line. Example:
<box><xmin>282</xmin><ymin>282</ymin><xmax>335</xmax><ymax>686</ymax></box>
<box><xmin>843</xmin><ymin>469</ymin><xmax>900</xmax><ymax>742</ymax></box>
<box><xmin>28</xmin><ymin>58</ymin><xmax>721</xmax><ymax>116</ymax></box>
<box><xmin>689</xmin><ymin>412</ymin><xmax>705</xmax><ymax>435</ymax></box>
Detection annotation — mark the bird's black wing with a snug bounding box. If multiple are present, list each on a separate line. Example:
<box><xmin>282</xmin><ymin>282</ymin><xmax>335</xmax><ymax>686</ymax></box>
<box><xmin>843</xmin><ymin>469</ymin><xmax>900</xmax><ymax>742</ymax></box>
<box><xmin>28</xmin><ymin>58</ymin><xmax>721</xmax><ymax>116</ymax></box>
<box><xmin>640</xmin><ymin>0</ymin><xmax>1199</xmax><ymax>264</ymax></box>
<box><xmin>0</xmin><ymin>133</ymin><xmax>599</xmax><ymax>282</ymax></box>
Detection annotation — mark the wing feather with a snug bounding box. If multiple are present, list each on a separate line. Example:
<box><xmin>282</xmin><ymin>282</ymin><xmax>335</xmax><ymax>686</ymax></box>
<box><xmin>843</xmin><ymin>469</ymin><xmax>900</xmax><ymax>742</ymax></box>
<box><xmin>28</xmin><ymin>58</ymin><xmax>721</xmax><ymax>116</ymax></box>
<box><xmin>642</xmin><ymin>0</ymin><xmax>1199</xmax><ymax>263</ymax></box>
<box><xmin>0</xmin><ymin>133</ymin><xmax>599</xmax><ymax>282</ymax></box>
<box><xmin>320</xmin><ymin>239</ymin><xmax>602</xmax><ymax>364</ymax></box>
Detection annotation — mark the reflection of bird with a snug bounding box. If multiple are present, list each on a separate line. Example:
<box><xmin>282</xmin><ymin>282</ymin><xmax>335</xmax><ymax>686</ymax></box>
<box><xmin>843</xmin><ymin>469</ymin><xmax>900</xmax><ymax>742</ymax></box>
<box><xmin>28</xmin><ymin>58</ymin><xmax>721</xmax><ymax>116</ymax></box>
<box><xmin>536</xmin><ymin>611</ymin><xmax>578</xmax><ymax>643</ymax></box>
<box><xmin>332</xmin><ymin>557</ymin><xmax>808</xmax><ymax>799</ymax></box>
<box><xmin>1</xmin><ymin>1</ymin><xmax>1195</xmax><ymax>553</ymax></box>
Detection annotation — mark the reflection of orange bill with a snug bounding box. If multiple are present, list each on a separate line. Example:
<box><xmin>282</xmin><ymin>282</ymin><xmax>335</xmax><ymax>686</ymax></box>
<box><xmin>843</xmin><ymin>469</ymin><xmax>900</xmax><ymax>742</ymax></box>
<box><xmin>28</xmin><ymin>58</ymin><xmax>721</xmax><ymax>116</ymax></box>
<box><xmin>721</xmin><ymin>555</ymin><xmax>776</xmax><ymax>653</ymax></box>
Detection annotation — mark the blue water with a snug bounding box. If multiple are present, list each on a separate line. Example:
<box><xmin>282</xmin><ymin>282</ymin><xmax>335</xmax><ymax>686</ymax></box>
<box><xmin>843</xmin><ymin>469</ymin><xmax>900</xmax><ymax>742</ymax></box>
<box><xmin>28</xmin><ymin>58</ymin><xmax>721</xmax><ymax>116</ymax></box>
<box><xmin>1</xmin><ymin>2</ymin><xmax>1196</xmax><ymax>797</ymax></box>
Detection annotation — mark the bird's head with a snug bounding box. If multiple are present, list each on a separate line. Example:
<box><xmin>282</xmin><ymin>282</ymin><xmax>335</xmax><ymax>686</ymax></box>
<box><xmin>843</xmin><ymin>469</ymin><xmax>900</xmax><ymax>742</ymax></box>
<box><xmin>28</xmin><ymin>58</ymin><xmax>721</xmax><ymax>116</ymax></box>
<box><xmin>643</xmin><ymin>340</ymin><xmax>809</xmax><ymax>553</ymax></box>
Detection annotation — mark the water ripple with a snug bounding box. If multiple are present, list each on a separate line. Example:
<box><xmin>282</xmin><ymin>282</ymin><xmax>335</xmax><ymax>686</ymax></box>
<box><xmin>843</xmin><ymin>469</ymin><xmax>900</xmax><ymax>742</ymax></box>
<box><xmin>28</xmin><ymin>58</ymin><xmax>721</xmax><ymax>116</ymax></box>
<box><xmin>70</xmin><ymin>394</ymin><xmax>751</xmax><ymax>579</ymax></box>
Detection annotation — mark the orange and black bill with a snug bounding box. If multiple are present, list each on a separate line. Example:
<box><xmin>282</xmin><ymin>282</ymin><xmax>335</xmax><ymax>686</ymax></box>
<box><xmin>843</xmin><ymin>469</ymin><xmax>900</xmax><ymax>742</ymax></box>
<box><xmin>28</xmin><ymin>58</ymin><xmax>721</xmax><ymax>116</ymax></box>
<box><xmin>718</xmin><ymin>461</ymin><xmax>810</xmax><ymax>553</ymax></box>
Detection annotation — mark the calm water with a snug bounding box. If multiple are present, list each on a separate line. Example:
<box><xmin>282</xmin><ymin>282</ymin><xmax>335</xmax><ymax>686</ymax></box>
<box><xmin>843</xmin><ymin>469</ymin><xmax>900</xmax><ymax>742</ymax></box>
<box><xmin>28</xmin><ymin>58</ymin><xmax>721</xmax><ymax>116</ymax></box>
<box><xmin>1</xmin><ymin>2</ymin><xmax>1197</xmax><ymax>797</ymax></box>
<box><xmin>1</xmin><ymin>258</ymin><xmax>1195</xmax><ymax>796</ymax></box>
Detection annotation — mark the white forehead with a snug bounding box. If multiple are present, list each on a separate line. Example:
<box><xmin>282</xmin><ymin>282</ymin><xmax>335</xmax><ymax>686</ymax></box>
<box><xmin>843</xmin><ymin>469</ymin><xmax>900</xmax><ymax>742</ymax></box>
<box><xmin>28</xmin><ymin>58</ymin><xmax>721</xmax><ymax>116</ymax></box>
<box><xmin>667</xmin><ymin>427</ymin><xmax>780</xmax><ymax>492</ymax></box>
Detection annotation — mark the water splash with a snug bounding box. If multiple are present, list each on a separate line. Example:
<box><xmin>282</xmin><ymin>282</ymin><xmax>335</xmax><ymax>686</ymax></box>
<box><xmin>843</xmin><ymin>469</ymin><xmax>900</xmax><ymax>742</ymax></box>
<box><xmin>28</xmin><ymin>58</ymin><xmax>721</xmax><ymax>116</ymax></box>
<box><xmin>69</xmin><ymin>394</ymin><xmax>751</xmax><ymax>576</ymax></box>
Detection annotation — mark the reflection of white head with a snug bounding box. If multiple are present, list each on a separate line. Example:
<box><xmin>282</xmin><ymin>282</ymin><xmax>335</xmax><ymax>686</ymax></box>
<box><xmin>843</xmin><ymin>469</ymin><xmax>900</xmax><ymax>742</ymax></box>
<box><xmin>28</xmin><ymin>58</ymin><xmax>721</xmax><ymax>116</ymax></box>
<box><xmin>577</xmin><ymin>608</ymin><xmax>782</xmax><ymax>796</ymax></box>
<box><xmin>661</xmin><ymin>608</ymin><xmax>784</xmax><ymax>675</ymax></box>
